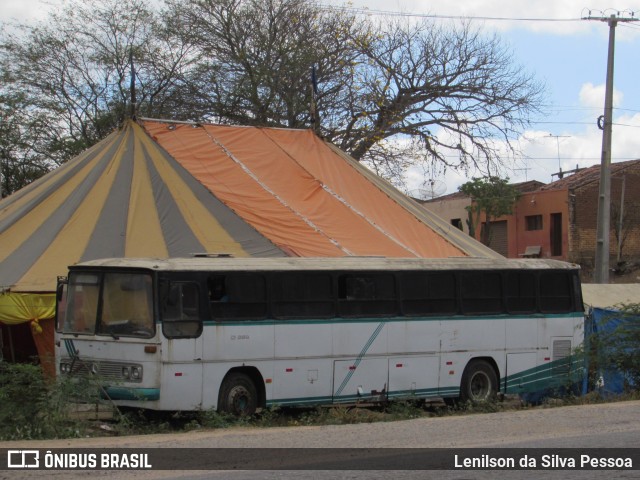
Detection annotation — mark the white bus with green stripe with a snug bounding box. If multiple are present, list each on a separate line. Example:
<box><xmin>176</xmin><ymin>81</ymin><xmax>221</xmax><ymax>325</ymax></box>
<box><xmin>55</xmin><ymin>256</ymin><xmax>584</xmax><ymax>415</ymax></box>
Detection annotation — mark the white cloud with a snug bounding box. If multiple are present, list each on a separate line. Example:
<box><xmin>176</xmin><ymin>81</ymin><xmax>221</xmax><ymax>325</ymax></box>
<box><xmin>579</xmin><ymin>82</ymin><xmax>623</xmax><ymax>109</ymax></box>
<box><xmin>0</xmin><ymin>0</ymin><xmax>58</xmax><ymax>24</ymax></box>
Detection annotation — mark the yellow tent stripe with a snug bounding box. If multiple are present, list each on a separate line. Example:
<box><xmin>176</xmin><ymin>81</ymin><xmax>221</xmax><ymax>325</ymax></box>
<box><xmin>0</xmin><ymin>139</ymin><xmax>105</xmax><ymax>225</ymax></box>
<box><xmin>16</xmin><ymin>131</ymin><xmax>130</xmax><ymax>291</ymax></box>
<box><xmin>125</xmin><ymin>133</ymin><xmax>169</xmax><ymax>257</ymax></box>
<box><xmin>136</xmin><ymin>123</ymin><xmax>248</xmax><ymax>257</ymax></box>
<box><xmin>0</xmin><ymin>133</ymin><xmax>121</xmax><ymax>265</ymax></box>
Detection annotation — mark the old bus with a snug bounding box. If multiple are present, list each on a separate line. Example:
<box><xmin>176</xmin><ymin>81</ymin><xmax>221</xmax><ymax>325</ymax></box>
<box><xmin>56</xmin><ymin>257</ymin><xmax>584</xmax><ymax>415</ymax></box>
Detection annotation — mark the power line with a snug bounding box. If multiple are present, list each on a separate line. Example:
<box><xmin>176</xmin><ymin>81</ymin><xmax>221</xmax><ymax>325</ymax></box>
<box><xmin>529</xmin><ymin>120</ymin><xmax>640</xmax><ymax>127</ymax></box>
<box><xmin>319</xmin><ymin>5</ymin><xmax>583</xmax><ymax>22</ymax></box>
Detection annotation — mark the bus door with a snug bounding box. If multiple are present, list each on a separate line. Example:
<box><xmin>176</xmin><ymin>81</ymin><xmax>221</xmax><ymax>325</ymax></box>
<box><xmin>160</xmin><ymin>279</ymin><xmax>205</xmax><ymax>409</ymax></box>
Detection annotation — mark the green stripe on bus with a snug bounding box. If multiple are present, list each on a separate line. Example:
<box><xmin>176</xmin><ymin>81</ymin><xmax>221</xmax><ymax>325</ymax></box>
<box><xmin>501</xmin><ymin>357</ymin><xmax>582</xmax><ymax>394</ymax></box>
<box><xmin>266</xmin><ymin>386</ymin><xmax>449</xmax><ymax>407</ymax></box>
<box><xmin>201</xmin><ymin>312</ymin><xmax>581</xmax><ymax>327</ymax></box>
<box><xmin>102</xmin><ymin>387</ymin><xmax>160</xmax><ymax>401</ymax></box>
<box><xmin>334</xmin><ymin>321</ymin><xmax>386</xmax><ymax>397</ymax></box>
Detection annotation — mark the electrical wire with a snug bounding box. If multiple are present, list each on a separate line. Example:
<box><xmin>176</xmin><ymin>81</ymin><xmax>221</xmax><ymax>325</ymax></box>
<box><xmin>319</xmin><ymin>4</ymin><xmax>586</xmax><ymax>22</ymax></box>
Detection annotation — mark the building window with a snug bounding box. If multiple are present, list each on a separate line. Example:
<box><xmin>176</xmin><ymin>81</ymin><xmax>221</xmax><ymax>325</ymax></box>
<box><xmin>451</xmin><ymin>218</ymin><xmax>463</xmax><ymax>230</ymax></box>
<box><xmin>525</xmin><ymin>215</ymin><xmax>543</xmax><ymax>231</ymax></box>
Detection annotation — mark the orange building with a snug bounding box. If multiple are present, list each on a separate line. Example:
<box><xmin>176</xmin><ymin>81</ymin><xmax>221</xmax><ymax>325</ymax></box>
<box><xmin>421</xmin><ymin>159</ymin><xmax>640</xmax><ymax>276</ymax></box>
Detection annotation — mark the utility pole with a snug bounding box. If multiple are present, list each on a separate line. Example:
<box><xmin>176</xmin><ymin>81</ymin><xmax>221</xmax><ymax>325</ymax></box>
<box><xmin>584</xmin><ymin>11</ymin><xmax>638</xmax><ymax>283</ymax></box>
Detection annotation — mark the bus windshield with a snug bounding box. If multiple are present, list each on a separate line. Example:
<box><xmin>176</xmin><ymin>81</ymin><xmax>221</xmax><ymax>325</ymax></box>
<box><xmin>63</xmin><ymin>271</ymin><xmax>155</xmax><ymax>338</ymax></box>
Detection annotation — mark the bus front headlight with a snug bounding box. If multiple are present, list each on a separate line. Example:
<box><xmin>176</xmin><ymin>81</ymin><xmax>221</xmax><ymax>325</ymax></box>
<box><xmin>131</xmin><ymin>366</ymin><xmax>142</xmax><ymax>380</ymax></box>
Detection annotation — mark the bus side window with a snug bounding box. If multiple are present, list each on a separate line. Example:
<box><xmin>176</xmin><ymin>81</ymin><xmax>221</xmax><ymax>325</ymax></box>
<box><xmin>505</xmin><ymin>271</ymin><xmax>537</xmax><ymax>314</ymax></box>
<box><xmin>208</xmin><ymin>275</ymin><xmax>228</xmax><ymax>302</ymax></box>
<box><xmin>401</xmin><ymin>272</ymin><xmax>457</xmax><ymax>316</ymax></box>
<box><xmin>272</xmin><ymin>272</ymin><xmax>334</xmax><ymax>319</ymax></box>
<box><xmin>162</xmin><ymin>282</ymin><xmax>202</xmax><ymax>338</ymax></box>
<box><xmin>539</xmin><ymin>272</ymin><xmax>572</xmax><ymax>313</ymax></box>
<box><xmin>210</xmin><ymin>274</ymin><xmax>267</xmax><ymax>321</ymax></box>
<box><xmin>337</xmin><ymin>273</ymin><xmax>397</xmax><ymax>317</ymax></box>
<box><xmin>460</xmin><ymin>272</ymin><xmax>503</xmax><ymax>315</ymax></box>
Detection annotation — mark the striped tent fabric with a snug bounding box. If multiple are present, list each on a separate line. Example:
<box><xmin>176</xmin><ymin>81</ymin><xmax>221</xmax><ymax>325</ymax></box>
<box><xmin>0</xmin><ymin>117</ymin><xmax>502</xmax><ymax>370</ymax></box>
<box><xmin>142</xmin><ymin>119</ymin><xmax>498</xmax><ymax>260</ymax></box>
<box><xmin>1</xmin><ymin>118</ymin><xmax>500</xmax><ymax>297</ymax></box>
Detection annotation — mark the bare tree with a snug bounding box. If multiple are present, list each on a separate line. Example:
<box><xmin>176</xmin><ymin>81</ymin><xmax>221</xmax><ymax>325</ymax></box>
<box><xmin>171</xmin><ymin>2</ymin><xmax>545</xmax><ymax>187</ymax></box>
<box><xmin>1</xmin><ymin>0</ymin><xmax>546</xmax><ymax>193</ymax></box>
<box><xmin>0</xmin><ymin>0</ymin><xmax>196</xmax><ymax>159</ymax></box>
<box><xmin>0</xmin><ymin>93</ymin><xmax>54</xmax><ymax>196</ymax></box>
<box><xmin>328</xmin><ymin>18</ymin><xmax>545</xmax><ymax>184</ymax></box>
<box><xmin>167</xmin><ymin>0</ymin><xmax>365</xmax><ymax>127</ymax></box>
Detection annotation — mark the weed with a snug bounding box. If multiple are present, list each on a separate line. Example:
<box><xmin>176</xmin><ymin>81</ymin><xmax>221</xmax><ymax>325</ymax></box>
<box><xmin>3</xmin><ymin>359</ymin><xmax>640</xmax><ymax>440</ymax></box>
<box><xmin>0</xmin><ymin>362</ymin><xmax>104</xmax><ymax>440</ymax></box>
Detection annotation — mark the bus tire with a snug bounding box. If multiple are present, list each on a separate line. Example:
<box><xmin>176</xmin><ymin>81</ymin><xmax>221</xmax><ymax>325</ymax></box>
<box><xmin>218</xmin><ymin>372</ymin><xmax>258</xmax><ymax>416</ymax></box>
<box><xmin>460</xmin><ymin>360</ymin><xmax>498</xmax><ymax>403</ymax></box>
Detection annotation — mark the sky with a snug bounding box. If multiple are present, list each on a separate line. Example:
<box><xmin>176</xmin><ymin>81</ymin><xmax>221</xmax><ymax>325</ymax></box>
<box><xmin>329</xmin><ymin>0</ymin><xmax>640</xmax><ymax>196</ymax></box>
<box><xmin>2</xmin><ymin>0</ymin><xmax>640</xmax><ymax>196</ymax></box>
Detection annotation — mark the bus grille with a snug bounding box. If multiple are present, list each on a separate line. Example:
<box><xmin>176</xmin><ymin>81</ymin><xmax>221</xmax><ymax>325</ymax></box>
<box><xmin>552</xmin><ymin>340</ymin><xmax>572</xmax><ymax>374</ymax></box>
<box><xmin>60</xmin><ymin>358</ymin><xmax>143</xmax><ymax>383</ymax></box>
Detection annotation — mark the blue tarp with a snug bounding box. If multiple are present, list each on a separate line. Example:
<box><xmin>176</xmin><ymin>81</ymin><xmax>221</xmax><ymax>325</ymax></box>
<box><xmin>584</xmin><ymin>307</ymin><xmax>639</xmax><ymax>396</ymax></box>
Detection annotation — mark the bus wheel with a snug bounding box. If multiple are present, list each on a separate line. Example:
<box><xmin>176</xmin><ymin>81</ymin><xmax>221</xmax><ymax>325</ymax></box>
<box><xmin>460</xmin><ymin>360</ymin><xmax>498</xmax><ymax>403</ymax></box>
<box><xmin>218</xmin><ymin>373</ymin><xmax>258</xmax><ymax>416</ymax></box>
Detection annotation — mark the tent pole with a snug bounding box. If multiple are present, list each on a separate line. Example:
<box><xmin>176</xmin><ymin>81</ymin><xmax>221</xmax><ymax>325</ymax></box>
<box><xmin>8</xmin><ymin>325</ymin><xmax>15</xmax><ymax>362</ymax></box>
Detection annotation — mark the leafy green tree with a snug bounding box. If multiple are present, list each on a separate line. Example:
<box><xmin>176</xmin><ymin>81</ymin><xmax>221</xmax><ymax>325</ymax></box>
<box><xmin>459</xmin><ymin>176</ymin><xmax>520</xmax><ymax>246</ymax></box>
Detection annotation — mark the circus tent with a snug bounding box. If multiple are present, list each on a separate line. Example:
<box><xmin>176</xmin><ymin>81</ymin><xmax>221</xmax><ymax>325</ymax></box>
<box><xmin>0</xmin><ymin>118</ymin><xmax>498</xmax><ymax>369</ymax></box>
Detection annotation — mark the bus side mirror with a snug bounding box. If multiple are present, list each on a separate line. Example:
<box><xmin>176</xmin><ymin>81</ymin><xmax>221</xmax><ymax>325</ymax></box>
<box><xmin>56</xmin><ymin>276</ymin><xmax>68</xmax><ymax>301</ymax></box>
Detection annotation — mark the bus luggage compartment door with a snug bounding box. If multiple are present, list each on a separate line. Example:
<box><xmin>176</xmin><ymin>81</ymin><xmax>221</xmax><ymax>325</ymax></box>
<box><xmin>333</xmin><ymin>358</ymin><xmax>388</xmax><ymax>403</ymax></box>
<box><xmin>505</xmin><ymin>352</ymin><xmax>537</xmax><ymax>394</ymax></box>
<box><xmin>388</xmin><ymin>356</ymin><xmax>439</xmax><ymax>400</ymax></box>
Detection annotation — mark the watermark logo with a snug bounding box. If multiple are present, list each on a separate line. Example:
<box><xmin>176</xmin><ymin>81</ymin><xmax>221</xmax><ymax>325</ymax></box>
<box><xmin>7</xmin><ymin>450</ymin><xmax>39</xmax><ymax>469</ymax></box>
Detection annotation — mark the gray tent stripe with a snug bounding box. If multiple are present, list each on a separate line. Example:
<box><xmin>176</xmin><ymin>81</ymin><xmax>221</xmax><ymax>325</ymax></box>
<box><xmin>144</xmin><ymin>148</ymin><xmax>204</xmax><ymax>257</ymax></box>
<box><xmin>0</xmin><ymin>139</ymin><xmax>123</xmax><ymax>288</ymax></box>
<box><xmin>80</xmin><ymin>133</ymin><xmax>135</xmax><ymax>261</ymax></box>
<box><xmin>0</xmin><ymin>138</ymin><xmax>115</xmax><ymax>235</ymax></box>
<box><xmin>152</xmin><ymin>142</ymin><xmax>286</xmax><ymax>257</ymax></box>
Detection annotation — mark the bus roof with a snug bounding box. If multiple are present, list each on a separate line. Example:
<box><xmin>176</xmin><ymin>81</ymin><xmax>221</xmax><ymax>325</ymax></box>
<box><xmin>69</xmin><ymin>256</ymin><xmax>579</xmax><ymax>272</ymax></box>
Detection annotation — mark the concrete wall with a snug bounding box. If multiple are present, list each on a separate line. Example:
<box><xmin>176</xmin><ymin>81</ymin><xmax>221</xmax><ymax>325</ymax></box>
<box><xmin>420</xmin><ymin>196</ymin><xmax>470</xmax><ymax>234</ymax></box>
